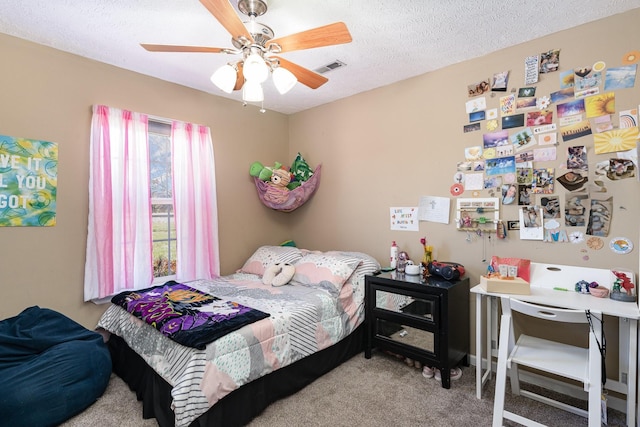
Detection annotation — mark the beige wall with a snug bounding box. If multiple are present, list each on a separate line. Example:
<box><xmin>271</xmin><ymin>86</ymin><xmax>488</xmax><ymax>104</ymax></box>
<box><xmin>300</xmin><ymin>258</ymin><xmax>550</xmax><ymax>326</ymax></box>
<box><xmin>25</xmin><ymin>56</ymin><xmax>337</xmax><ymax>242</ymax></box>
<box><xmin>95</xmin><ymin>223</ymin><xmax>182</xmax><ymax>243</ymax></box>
<box><xmin>290</xmin><ymin>9</ymin><xmax>639</xmax><ymax>281</ymax></box>
<box><xmin>0</xmin><ymin>33</ymin><xmax>292</xmax><ymax>327</ymax></box>
<box><xmin>288</xmin><ymin>10</ymin><xmax>640</xmax><ymax>365</ymax></box>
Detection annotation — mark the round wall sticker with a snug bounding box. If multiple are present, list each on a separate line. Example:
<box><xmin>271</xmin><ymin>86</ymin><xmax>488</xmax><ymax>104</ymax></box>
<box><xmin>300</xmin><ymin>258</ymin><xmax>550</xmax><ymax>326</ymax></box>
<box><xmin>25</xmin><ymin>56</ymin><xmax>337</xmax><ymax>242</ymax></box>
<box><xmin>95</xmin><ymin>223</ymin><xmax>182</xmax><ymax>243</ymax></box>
<box><xmin>622</xmin><ymin>50</ymin><xmax>640</xmax><ymax>64</ymax></box>
<box><xmin>450</xmin><ymin>183</ymin><xmax>464</xmax><ymax>196</ymax></box>
<box><xmin>586</xmin><ymin>236</ymin><xmax>604</xmax><ymax>250</ymax></box>
<box><xmin>610</xmin><ymin>237</ymin><xmax>633</xmax><ymax>254</ymax></box>
<box><xmin>592</xmin><ymin>61</ymin><xmax>606</xmax><ymax>72</ymax></box>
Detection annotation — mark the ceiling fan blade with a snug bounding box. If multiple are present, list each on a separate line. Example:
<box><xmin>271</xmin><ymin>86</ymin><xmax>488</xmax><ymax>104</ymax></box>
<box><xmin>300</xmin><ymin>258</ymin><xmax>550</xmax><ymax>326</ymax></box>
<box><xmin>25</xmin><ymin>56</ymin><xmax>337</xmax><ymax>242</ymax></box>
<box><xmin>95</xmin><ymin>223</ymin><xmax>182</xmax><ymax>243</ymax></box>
<box><xmin>273</xmin><ymin>56</ymin><xmax>328</xmax><ymax>89</ymax></box>
<box><xmin>268</xmin><ymin>22</ymin><xmax>352</xmax><ymax>53</ymax></box>
<box><xmin>199</xmin><ymin>0</ymin><xmax>254</xmax><ymax>42</ymax></box>
<box><xmin>141</xmin><ymin>44</ymin><xmax>229</xmax><ymax>53</ymax></box>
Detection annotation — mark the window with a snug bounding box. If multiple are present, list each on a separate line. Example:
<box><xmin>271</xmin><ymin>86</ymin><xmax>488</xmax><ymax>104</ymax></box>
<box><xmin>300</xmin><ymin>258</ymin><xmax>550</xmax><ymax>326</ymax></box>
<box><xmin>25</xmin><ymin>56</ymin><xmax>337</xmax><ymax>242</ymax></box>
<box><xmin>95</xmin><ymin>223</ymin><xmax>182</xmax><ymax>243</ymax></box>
<box><xmin>84</xmin><ymin>105</ymin><xmax>220</xmax><ymax>301</ymax></box>
<box><xmin>149</xmin><ymin>121</ymin><xmax>176</xmax><ymax>279</ymax></box>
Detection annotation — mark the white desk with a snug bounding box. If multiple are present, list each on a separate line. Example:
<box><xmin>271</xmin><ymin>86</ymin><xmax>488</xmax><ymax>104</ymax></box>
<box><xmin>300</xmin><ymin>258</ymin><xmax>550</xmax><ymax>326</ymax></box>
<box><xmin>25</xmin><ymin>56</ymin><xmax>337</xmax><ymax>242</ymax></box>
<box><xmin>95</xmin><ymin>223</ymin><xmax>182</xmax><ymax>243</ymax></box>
<box><xmin>471</xmin><ymin>263</ymin><xmax>640</xmax><ymax>426</ymax></box>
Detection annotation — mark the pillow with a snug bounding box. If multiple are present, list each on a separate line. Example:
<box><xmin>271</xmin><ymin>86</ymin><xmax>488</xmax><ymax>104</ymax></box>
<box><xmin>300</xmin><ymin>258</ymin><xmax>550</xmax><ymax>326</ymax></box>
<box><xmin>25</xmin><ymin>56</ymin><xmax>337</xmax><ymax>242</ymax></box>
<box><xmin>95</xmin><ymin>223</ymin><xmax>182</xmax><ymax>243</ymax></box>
<box><xmin>240</xmin><ymin>245</ymin><xmax>304</xmax><ymax>276</ymax></box>
<box><xmin>325</xmin><ymin>250</ymin><xmax>381</xmax><ymax>281</ymax></box>
<box><xmin>292</xmin><ymin>253</ymin><xmax>362</xmax><ymax>291</ymax></box>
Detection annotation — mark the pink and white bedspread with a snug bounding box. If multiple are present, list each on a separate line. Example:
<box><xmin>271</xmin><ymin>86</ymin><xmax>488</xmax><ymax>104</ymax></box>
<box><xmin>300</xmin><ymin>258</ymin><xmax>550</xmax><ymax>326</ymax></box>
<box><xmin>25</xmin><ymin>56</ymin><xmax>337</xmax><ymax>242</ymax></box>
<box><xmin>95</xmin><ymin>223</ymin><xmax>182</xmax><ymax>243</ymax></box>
<box><xmin>98</xmin><ymin>250</ymin><xmax>379</xmax><ymax>427</ymax></box>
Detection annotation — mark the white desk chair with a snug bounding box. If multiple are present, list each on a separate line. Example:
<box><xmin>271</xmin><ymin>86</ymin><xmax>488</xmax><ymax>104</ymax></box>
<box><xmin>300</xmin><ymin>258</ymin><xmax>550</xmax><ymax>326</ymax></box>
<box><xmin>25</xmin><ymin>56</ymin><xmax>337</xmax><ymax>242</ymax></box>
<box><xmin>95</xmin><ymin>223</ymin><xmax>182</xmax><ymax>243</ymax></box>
<box><xmin>492</xmin><ymin>297</ymin><xmax>603</xmax><ymax>427</ymax></box>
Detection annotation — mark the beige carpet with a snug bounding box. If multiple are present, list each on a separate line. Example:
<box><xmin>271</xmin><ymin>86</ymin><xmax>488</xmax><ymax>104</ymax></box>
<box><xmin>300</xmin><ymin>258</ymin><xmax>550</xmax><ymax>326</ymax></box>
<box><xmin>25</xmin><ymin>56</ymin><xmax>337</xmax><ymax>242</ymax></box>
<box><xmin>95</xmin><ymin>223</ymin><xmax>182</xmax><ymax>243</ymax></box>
<box><xmin>62</xmin><ymin>351</ymin><xmax>627</xmax><ymax>426</ymax></box>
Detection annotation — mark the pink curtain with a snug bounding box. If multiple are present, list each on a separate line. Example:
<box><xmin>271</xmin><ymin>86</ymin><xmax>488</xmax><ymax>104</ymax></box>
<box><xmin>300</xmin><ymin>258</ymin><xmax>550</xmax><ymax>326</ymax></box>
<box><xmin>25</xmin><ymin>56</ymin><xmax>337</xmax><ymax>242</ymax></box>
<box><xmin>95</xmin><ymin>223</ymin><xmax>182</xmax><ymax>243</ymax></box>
<box><xmin>84</xmin><ymin>105</ymin><xmax>153</xmax><ymax>301</ymax></box>
<box><xmin>171</xmin><ymin>121</ymin><xmax>220</xmax><ymax>281</ymax></box>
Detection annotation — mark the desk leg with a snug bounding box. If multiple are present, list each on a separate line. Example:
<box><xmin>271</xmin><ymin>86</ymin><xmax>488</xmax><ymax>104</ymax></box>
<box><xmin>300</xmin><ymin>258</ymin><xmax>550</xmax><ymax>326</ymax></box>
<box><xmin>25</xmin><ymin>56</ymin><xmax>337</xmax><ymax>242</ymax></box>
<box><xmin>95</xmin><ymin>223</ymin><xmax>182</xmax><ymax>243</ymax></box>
<box><xmin>487</xmin><ymin>296</ymin><xmax>493</xmax><ymax>382</ymax></box>
<box><xmin>476</xmin><ymin>293</ymin><xmax>482</xmax><ymax>399</ymax></box>
<box><xmin>629</xmin><ymin>318</ymin><xmax>636</xmax><ymax>427</ymax></box>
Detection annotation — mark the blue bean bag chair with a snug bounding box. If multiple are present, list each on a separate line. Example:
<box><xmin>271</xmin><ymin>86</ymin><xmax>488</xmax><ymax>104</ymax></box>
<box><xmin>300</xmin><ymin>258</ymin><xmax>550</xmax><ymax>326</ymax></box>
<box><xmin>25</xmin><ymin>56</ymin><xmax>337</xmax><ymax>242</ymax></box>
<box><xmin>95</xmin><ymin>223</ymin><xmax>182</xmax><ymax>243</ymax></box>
<box><xmin>0</xmin><ymin>306</ymin><xmax>112</xmax><ymax>427</ymax></box>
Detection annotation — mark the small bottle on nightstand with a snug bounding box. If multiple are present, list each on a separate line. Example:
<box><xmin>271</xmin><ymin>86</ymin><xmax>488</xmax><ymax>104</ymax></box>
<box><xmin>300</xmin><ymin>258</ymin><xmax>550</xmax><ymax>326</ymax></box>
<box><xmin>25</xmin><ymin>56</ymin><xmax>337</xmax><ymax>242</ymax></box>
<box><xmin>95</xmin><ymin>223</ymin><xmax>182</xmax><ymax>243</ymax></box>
<box><xmin>390</xmin><ymin>241</ymin><xmax>398</xmax><ymax>269</ymax></box>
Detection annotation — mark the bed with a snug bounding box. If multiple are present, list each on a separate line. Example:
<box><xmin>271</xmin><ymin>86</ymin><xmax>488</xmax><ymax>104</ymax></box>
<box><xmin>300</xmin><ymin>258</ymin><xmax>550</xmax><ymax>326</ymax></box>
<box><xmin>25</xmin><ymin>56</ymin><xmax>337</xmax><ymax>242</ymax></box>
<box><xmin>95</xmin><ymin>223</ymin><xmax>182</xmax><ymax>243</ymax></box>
<box><xmin>97</xmin><ymin>246</ymin><xmax>380</xmax><ymax>427</ymax></box>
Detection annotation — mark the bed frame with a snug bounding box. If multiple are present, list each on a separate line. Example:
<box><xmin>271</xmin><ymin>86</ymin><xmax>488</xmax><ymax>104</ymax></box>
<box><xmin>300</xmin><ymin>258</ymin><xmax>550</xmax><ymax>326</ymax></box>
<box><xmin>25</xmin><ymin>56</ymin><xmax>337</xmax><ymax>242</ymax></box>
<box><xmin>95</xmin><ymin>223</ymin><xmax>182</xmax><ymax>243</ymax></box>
<box><xmin>108</xmin><ymin>325</ymin><xmax>364</xmax><ymax>427</ymax></box>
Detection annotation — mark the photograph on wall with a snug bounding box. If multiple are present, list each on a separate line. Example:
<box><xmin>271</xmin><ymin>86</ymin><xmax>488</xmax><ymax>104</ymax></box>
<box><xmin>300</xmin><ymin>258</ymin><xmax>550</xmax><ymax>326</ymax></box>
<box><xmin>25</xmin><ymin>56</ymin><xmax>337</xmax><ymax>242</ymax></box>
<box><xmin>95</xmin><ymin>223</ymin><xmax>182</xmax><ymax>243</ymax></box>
<box><xmin>0</xmin><ymin>134</ymin><xmax>57</xmax><ymax>227</ymax></box>
<box><xmin>467</xmin><ymin>78</ymin><xmax>491</xmax><ymax>97</ymax></box>
<box><xmin>492</xmin><ymin>70</ymin><xmax>509</xmax><ymax>92</ymax></box>
<box><xmin>484</xmin><ymin>176</ymin><xmax>502</xmax><ymax>191</ymax></box>
<box><xmin>539</xmin><ymin>49</ymin><xmax>560</xmax><ymax>73</ymax></box>
<box><xmin>560</xmin><ymin>120</ymin><xmax>592</xmax><ymax>142</ymax></box>
<box><xmin>607</xmin><ymin>158</ymin><xmax>636</xmax><ymax>180</ymax></box>
<box><xmin>515</xmin><ymin>151</ymin><xmax>534</xmax><ymax>163</ymax></box>
<box><xmin>540</xmin><ymin>196</ymin><xmax>560</xmax><ymax>219</ymax></box>
<box><xmin>565</xmin><ymin>193</ymin><xmax>588</xmax><ymax>227</ymax></box>
<box><xmin>518</xmin><ymin>87</ymin><xmax>536</xmax><ymax>97</ymax></box>
<box><xmin>556</xmin><ymin>98</ymin><xmax>585</xmax><ymax>118</ymax></box>
<box><xmin>510</xmin><ymin>128</ymin><xmax>536</xmax><ymax>151</ymax></box>
<box><xmin>557</xmin><ymin>171</ymin><xmax>588</xmax><ymax>192</ymax></box>
<box><xmin>502</xmin><ymin>114</ymin><xmax>524</xmax><ymax>129</ymax></box>
<box><xmin>516</xmin><ymin>97</ymin><xmax>537</xmax><ymax>110</ymax></box>
<box><xmin>604</xmin><ymin>64</ymin><xmax>637</xmax><ymax>91</ymax></box>
<box><xmin>567</xmin><ymin>145</ymin><xmax>588</xmax><ymax>170</ymax></box>
<box><xmin>485</xmin><ymin>156</ymin><xmax>515</xmax><ymax>176</ymax></box>
<box><xmin>483</xmin><ymin>130</ymin><xmax>509</xmax><ymax>149</ymax></box>
<box><xmin>457</xmin><ymin>161</ymin><xmax>472</xmax><ymax>172</ymax></box>
<box><xmin>519</xmin><ymin>206</ymin><xmax>544</xmax><ymax>240</ymax></box>
<box><xmin>464</xmin><ymin>146</ymin><xmax>483</xmax><ymax>160</ymax></box>
<box><xmin>517</xmin><ymin>185</ymin><xmax>532</xmax><ymax>205</ymax></box>
<box><xmin>550</xmin><ymin>87</ymin><xmax>574</xmax><ymax>103</ymax></box>
<box><xmin>531</xmin><ymin>168</ymin><xmax>554</xmax><ymax>194</ymax></box>
<box><xmin>587</xmin><ymin>197</ymin><xmax>612</xmax><ymax>237</ymax></box>
<box><xmin>559</xmin><ymin>70</ymin><xmax>575</xmax><ymax>88</ymax></box>
<box><xmin>469</xmin><ymin>110</ymin><xmax>486</xmax><ymax>122</ymax></box>
<box><xmin>593</xmin><ymin>127</ymin><xmax>639</xmax><ymax>154</ymax></box>
<box><xmin>585</xmin><ymin>92</ymin><xmax>615</xmax><ymax>118</ymax></box>
<box><xmin>501</xmin><ymin>183</ymin><xmax>517</xmax><ymax>205</ymax></box>
<box><xmin>465</xmin><ymin>97</ymin><xmax>487</xmax><ymax>113</ymax></box>
<box><xmin>463</xmin><ymin>123</ymin><xmax>481</xmax><ymax>133</ymax></box>
<box><xmin>516</xmin><ymin>162</ymin><xmax>533</xmax><ymax>184</ymax></box>
<box><xmin>526</xmin><ymin>110</ymin><xmax>553</xmax><ymax>127</ymax></box>
<box><xmin>574</xmin><ymin>66</ymin><xmax>602</xmax><ymax>91</ymax></box>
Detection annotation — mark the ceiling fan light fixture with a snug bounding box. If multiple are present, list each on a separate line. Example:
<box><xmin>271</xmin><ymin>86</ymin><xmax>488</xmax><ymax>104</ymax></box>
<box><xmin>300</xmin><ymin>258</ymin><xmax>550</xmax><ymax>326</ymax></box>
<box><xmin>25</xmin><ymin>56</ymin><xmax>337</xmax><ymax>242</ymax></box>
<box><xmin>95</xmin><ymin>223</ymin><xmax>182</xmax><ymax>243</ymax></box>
<box><xmin>243</xmin><ymin>53</ymin><xmax>269</xmax><ymax>83</ymax></box>
<box><xmin>272</xmin><ymin>66</ymin><xmax>297</xmax><ymax>94</ymax></box>
<box><xmin>210</xmin><ymin>64</ymin><xmax>237</xmax><ymax>93</ymax></box>
<box><xmin>242</xmin><ymin>80</ymin><xmax>264</xmax><ymax>102</ymax></box>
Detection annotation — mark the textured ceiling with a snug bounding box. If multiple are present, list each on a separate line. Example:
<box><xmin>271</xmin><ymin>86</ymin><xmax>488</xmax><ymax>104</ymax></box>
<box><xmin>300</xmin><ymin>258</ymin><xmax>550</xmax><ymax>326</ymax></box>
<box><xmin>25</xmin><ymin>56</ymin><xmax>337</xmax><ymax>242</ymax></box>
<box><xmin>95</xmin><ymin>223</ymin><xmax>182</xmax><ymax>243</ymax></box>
<box><xmin>1</xmin><ymin>1</ymin><xmax>639</xmax><ymax>115</ymax></box>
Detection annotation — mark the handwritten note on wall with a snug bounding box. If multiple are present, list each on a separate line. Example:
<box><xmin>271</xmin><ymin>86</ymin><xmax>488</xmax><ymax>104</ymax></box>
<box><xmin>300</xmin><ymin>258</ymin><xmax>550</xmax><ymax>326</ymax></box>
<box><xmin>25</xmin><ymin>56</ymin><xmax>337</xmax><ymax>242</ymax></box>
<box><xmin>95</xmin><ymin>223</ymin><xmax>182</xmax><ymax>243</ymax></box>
<box><xmin>390</xmin><ymin>207</ymin><xmax>419</xmax><ymax>231</ymax></box>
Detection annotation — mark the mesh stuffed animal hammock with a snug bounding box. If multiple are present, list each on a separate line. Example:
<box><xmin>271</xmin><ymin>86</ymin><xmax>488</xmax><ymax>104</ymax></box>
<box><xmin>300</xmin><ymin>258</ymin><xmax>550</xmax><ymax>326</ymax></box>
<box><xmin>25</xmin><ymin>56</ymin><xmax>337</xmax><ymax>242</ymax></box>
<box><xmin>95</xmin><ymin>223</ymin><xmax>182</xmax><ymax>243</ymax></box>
<box><xmin>254</xmin><ymin>164</ymin><xmax>321</xmax><ymax>212</ymax></box>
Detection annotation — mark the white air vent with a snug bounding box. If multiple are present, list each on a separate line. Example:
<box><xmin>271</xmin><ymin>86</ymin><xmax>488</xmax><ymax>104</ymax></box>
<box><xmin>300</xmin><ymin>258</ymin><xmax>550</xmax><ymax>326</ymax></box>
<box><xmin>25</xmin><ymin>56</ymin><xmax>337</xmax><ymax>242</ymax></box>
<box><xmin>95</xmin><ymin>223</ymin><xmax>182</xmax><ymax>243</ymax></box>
<box><xmin>315</xmin><ymin>60</ymin><xmax>346</xmax><ymax>74</ymax></box>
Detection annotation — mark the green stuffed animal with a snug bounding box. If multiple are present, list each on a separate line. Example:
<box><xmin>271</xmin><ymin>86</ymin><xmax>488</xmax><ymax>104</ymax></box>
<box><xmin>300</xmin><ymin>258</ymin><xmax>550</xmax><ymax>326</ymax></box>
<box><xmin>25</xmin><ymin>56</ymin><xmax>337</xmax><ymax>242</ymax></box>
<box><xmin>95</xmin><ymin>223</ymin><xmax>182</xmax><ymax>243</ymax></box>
<box><xmin>290</xmin><ymin>152</ymin><xmax>314</xmax><ymax>182</ymax></box>
<box><xmin>249</xmin><ymin>161</ymin><xmax>282</xmax><ymax>182</ymax></box>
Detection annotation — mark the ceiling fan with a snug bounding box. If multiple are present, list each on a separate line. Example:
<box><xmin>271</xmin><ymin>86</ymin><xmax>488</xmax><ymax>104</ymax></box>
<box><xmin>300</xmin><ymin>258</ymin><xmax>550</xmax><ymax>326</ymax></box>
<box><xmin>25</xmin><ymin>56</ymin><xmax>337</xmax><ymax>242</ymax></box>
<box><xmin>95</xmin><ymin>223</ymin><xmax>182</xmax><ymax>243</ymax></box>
<box><xmin>141</xmin><ymin>0</ymin><xmax>352</xmax><ymax>103</ymax></box>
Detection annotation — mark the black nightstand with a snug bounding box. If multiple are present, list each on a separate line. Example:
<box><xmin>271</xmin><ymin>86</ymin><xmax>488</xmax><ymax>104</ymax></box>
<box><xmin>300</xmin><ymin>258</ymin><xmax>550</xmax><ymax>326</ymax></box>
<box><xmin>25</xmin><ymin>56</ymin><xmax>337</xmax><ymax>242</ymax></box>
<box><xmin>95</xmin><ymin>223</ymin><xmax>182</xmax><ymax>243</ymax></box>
<box><xmin>364</xmin><ymin>272</ymin><xmax>470</xmax><ymax>388</ymax></box>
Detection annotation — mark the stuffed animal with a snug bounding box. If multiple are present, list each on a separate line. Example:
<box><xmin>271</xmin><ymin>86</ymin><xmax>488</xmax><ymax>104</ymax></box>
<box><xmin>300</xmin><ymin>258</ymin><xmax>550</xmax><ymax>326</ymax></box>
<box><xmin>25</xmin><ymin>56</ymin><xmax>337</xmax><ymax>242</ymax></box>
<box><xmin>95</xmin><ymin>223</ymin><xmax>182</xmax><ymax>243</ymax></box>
<box><xmin>249</xmin><ymin>161</ymin><xmax>283</xmax><ymax>182</ymax></box>
<box><xmin>264</xmin><ymin>169</ymin><xmax>291</xmax><ymax>204</ymax></box>
<box><xmin>262</xmin><ymin>263</ymin><xmax>296</xmax><ymax>287</ymax></box>
<box><xmin>290</xmin><ymin>152</ymin><xmax>314</xmax><ymax>182</ymax></box>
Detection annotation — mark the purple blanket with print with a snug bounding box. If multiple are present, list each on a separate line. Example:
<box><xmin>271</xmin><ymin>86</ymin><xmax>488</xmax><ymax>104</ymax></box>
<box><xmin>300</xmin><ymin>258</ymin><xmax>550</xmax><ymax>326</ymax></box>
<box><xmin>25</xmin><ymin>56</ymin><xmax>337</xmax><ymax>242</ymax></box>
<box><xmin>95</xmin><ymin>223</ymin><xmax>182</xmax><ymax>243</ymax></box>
<box><xmin>111</xmin><ymin>281</ymin><xmax>270</xmax><ymax>349</ymax></box>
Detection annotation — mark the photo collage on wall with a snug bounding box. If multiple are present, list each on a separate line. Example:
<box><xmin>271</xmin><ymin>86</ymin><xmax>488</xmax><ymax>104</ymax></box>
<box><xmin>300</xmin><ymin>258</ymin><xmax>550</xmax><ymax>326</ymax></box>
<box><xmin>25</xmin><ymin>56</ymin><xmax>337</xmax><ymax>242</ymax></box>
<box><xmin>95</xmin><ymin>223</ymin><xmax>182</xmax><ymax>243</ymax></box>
<box><xmin>459</xmin><ymin>48</ymin><xmax>639</xmax><ymax>253</ymax></box>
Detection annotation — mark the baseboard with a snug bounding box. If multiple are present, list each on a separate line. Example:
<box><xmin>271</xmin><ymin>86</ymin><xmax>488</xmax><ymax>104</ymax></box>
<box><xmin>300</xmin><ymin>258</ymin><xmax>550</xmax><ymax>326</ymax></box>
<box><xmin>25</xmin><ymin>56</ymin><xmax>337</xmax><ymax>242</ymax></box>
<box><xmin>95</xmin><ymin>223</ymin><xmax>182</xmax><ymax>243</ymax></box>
<box><xmin>469</xmin><ymin>355</ymin><xmax>627</xmax><ymax>414</ymax></box>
